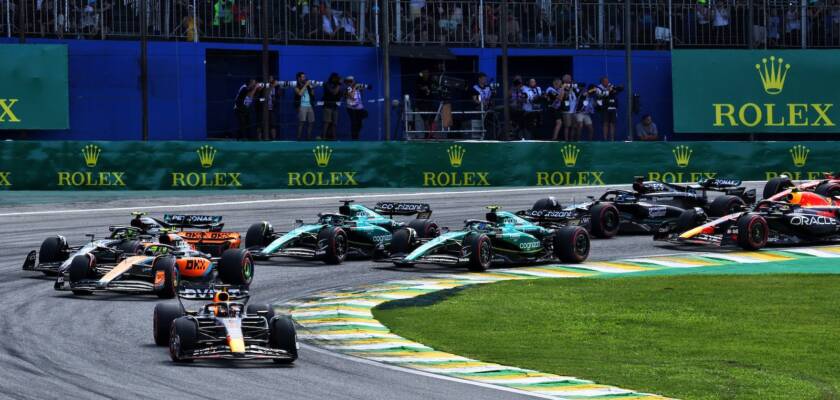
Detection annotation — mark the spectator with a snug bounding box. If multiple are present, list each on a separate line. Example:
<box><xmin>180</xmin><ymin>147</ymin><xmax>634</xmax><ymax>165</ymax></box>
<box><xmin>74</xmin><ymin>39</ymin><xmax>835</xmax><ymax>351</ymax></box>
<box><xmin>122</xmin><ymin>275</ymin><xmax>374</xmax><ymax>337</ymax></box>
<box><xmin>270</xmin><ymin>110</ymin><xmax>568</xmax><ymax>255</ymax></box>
<box><xmin>509</xmin><ymin>75</ymin><xmax>525</xmax><ymax>139</ymax></box>
<box><xmin>415</xmin><ymin>69</ymin><xmax>435</xmax><ymax>137</ymax></box>
<box><xmin>321</xmin><ymin>7</ymin><xmax>340</xmax><ymax>39</ymax></box>
<box><xmin>213</xmin><ymin>0</ymin><xmax>234</xmax><ymax>33</ymax></box>
<box><xmin>636</xmin><ymin>114</ymin><xmax>659</xmax><ymax>141</ymax></box>
<box><xmin>545</xmin><ymin>79</ymin><xmax>565</xmax><ymax>141</ymax></box>
<box><xmin>182</xmin><ymin>5</ymin><xmax>201</xmax><ymax>42</ymax></box>
<box><xmin>344</xmin><ymin>76</ymin><xmax>366</xmax><ymax>140</ymax></box>
<box><xmin>712</xmin><ymin>1</ymin><xmax>731</xmax><ymax>44</ymax></box>
<box><xmin>768</xmin><ymin>8</ymin><xmax>781</xmax><ymax>46</ymax></box>
<box><xmin>695</xmin><ymin>1</ymin><xmax>711</xmax><ymax>44</ymax></box>
<box><xmin>234</xmin><ymin>78</ymin><xmax>257</xmax><ymax>140</ymax></box>
<box><xmin>322</xmin><ymin>72</ymin><xmax>342</xmax><ymax>141</ymax></box>
<box><xmin>575</xmin><ymin>84</ymin><xmax>597</xmax><ymax>141</ymax></box>
<box><xmin>596</xmin><ymin>76</ymin><xmax>622</xmax><ymax>142</ymax></box>
<box><xmin>294</xmin><ymin>72</ymin><xmax>316</xmax><ymax>140</ymax></box>
<box><xmin>521</xmin><ymin>78</ymin><xmax>543</xmax><ymax>139</ymax></box>
<box><xmin>505</xmin><ymin>10</ymin><xmax>522</xmax><ymax>44</ymax></box>
<box><xmin>264</xmin><ymin>76</ymin><xmax>280</xmax><ymax>141</ymax></box>
<box><xmin>785</xmin><ymin>5</ymin><xmax>801</xmax><ymax>45</ymax></box>
<box><xmin>561</xmin><ymin>74</ymin><xmax>578</xmax><ymax>141</ymax></box>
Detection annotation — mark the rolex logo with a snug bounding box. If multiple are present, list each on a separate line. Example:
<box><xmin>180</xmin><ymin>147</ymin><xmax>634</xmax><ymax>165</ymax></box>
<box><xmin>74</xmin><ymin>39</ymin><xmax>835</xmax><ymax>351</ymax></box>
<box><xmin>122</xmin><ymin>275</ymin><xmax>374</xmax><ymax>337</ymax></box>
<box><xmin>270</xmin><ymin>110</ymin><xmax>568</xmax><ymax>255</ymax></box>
<box><xmin>81</xmin><ymin>144</ymin><xmax>101</xmax><ymax>167</ymax></box>
<box><xmin>755</xmin><ymin>56</ymin><xmax>790</xmax><ymax>95</ymax></box>
<box><xmin>196</xmin><ymin>145</ymin><xmax>217</xmax><ymax>168</ymax></box>
<box><xmin>672</xmin><ymin>145</ymin><xmax>692</xmax><ymax>168</ymax></box>
<box><xmin>448</xmin><ymin>145</ymin><xmax>466</xmax><ymax>168</ymax></box>
<box><xmin>560</xmin><ymin>144</ymin><xmax>580</xmax><ymax>167</ymax></box>
<box><xmin>789</xmin><ymin>144</ymin><xmax>809</xmax><ymax>167</ymax></box>
<box><xmin>313</xmin><ymin>145</ymin><xmax>332</xmax><ymax>168</ymax></box>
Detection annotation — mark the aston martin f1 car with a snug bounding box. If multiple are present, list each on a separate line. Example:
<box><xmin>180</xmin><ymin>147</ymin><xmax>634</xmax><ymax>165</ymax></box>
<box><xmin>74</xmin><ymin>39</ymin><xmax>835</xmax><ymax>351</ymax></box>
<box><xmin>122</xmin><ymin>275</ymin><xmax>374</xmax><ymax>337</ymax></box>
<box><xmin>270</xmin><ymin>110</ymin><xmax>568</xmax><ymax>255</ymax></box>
<box><xmin>153</xmin><ymin>284</ymin><xmax>297</xmax><ymax>363</ymax></box>
<box><xmin>55</xmin><ymin>232</ymin><xmax>254</xmax><ymax>297</ymax></box>
<box><xmin>387</xmin><ymin>206</ymin><xmax>590</xmax><ymax>271</ymax></box>
<box><xmin>245</xmin><ymin>201</ymin><xmax>439</xmax><ymax>264</ymax></box>
<box><xmin>655</xmin><ymin>188</ymin><xmax>840</xmax><ymax>250</ymax></box>
<box><xmin>632</xmin><ymin>177</ymin><xmax>756</xmax><ymax>216</ymax></box>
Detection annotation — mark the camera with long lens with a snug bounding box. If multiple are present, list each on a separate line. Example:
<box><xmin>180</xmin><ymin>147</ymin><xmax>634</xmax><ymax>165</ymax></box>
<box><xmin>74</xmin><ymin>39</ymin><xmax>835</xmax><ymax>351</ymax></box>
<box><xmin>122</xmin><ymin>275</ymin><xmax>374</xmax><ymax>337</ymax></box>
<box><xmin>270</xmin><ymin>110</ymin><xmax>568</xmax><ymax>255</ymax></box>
<box><xmin>431</xmin><ymin>74</ymin><xmax>466</xmax><ymax>100</ymax></box>
<box><xmin>353</xmin><ymin>83</ymin><xmax>372</xmax><ymax>90</ymax></box>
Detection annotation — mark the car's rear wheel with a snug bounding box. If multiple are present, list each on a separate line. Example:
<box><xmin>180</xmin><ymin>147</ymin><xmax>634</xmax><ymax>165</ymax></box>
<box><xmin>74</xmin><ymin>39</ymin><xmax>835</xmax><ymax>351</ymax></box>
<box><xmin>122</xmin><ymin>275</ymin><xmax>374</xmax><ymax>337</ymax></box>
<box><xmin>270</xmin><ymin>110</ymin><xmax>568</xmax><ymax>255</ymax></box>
<box><xmin>675</xmin><ymin>209</ymin><xmax>701</xmax><ymax>233</ymax></box>
<box><xmin>247</xmin><ymin>303</ymin><xmax>276</xmax><ymax>324</ymax></box>
<box><xmin>555</xmin><ymin>226</ymin><xmax>590</xmax><ymax>263</ymax></box>
<box><xmin>763</xmin><ymin>176</ymin><xmax>794</xmax><ymax>199</ymax></box>
<box><xmin>169</xmin><ymin>318</ymin><xmax>197</xmax><ymax>363</ymax></box>
<box><xmin>68</xmin><ymin>255</ymin><xmax>94</xmax><ymax>295</ymax></box>
<box><xmin>532</xmin><ymin>197</ymin><xmax>561</xmax><ymax>211</ymax></box>
<box><xmin>319</xmin><ymin>227</ymin><xmax>348</xmax><ymax>265</ymax></box>
<box><xmin>153</xmin><ymin>303</ymin><xmax>184</xmax><ymax>346</ymax></box>
<box><xmin>389</xmin><ymin>228</ymin><xmax>414</xmax><ymax>255</ymax></box>
<box><xmin>815</xmin><ymin>182</ymin><xmax>840</xmax><ymax>198</ymax></box>
<box><xmin>152</xmin><ymin>256</ymin><xmax>179</xmax><ymax>299</ymax></box>
<box><xmin>737</xmin><ymin>214</ymin><xmax>769</xmax><ymax>250</ymax></box>
<box><xmin>408</xmin><ymin>219</ymin><xmax>439</xmax><ymax>239</ymax></box>
<box><xmin>118</xmin><ymin>240</ymin><xmax>144</xmax><ymax>256</ymax></box>
<box><xmin>589</xmin><ymin>203</ymin><xmax>620</xmax><ymax>238</ymax></box>
<box><xmin>218</xmin><ymin>248</ymin><xmax>254</xmax><ymax>285</ymax></box>
<box><xmin>270</xmin><ymin>316</ymin><xmax>298</xmax><ymax>364</ymax></box>
<box><xmin>466</xmin><ymin>234</ymin><xmax>493</xmax><ymax>272</ymax></box>
<box><xmin>708</xmin><ymin>195</ymin><xmax>745</xmax><ymax>217</ymax></box>
<box><xmin>245</xmin><ymin>222</ymin><xmax>272</xmax><ymax>249</ymax></box>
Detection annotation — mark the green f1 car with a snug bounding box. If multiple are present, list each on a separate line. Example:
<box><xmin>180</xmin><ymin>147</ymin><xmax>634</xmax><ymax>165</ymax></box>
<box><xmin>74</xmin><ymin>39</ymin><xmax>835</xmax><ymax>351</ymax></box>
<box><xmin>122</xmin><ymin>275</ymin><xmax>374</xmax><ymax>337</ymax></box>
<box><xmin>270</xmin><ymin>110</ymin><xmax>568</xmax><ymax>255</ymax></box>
<box><xmin>387</xmin><ymin>206</ymin><xmax>591</xmax><ymax>271</ymax></box>
<box><xmin>245</xmin><ymin>201</ymin><xmax>439</xmax><ymax>264</ymax></box>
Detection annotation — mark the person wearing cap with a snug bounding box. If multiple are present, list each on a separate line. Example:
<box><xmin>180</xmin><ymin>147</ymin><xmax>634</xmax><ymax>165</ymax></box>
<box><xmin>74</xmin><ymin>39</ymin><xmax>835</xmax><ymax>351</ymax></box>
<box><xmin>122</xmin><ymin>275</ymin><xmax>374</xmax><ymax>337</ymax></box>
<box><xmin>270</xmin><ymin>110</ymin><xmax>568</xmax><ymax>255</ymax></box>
<box><xmin>344</xmin><ymin>76</ymin><xmax>366</xmax><ymax>140</ymax></box>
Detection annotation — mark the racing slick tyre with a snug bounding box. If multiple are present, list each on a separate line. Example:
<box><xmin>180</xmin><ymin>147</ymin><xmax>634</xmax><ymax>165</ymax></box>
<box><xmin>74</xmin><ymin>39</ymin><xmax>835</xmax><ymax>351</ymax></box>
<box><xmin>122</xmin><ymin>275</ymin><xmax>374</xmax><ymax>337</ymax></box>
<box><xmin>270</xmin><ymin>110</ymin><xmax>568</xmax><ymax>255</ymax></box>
<box><xmin>709</xmin><ymin>195</ymin><xmax>746</xmax><ymax>217</ymax></box>
<box><xmin>169</xmin><ymin>318</ymin><xmax>197</xmax><ymax>363</ymax></box>
<box><xmin>589</xmin><ymin>203</ymin><xmax>620</xmax><ymax>238</ymax></box>
<box><xmin>318</xmin><ymin>227</ymin><xmax>348</xmax><ymax>265</ymax></box>
<box><xmin>408</xmin><ymin>219</ymin><xmax>440</xmax><ymax>239</ymax></box>
<box><xmin>675</xmin><ymin>209</ymin><xmax>701</xmax><ymax>233</ymax></box>
<box><xmin>465</xmin><ymin>233</ymin><xmax>493</xmax><ymax>272</ymax></box>
<box><xmin>68</xmin><ymin>255</ymin><xmax>94</xmax><ymax>295</ymax></box>
<box><xmin>737</xmin><ymin>214</ymin><xmax>769</xmax><ymax>251</ymax></box>
<box><xmin>153</xmin><ymin>303</ymin><xmax>184</xmax><ymax>346</ymax></box>
<box><xmin>815</xmin><ymin>182</ymin><xmax>840</xmax><ymax>198</ymax></box>
<box><xmin>151</xmin><ymin>256</ymin><xmax>179</xmax><ymax>299</ymax></box>
<box><xmin>245</xmin><ymin>222</ymin><xmax>272</xmax><ymax>249</ymax></box>
<box><xmin>763</xmin><ymin>176</ymin><xmax>794</xmax><ymax>199</ymax></box>
<box><xmin>247</xmin><ymin>303</ymin><xmax>276</xmax><ymax>323</ymax></box>
<box><xmin>532</xmin><ymin>197</ymin><xmax>562</xmax><ymax>211</ymax></box>
<box><xmin>218</xmin><ymin>248</ymin><xmax>255</xmax><ymax>285</ymax></box>
<box><xmin>270</xmin><ymin>316</ymin><xmax>298</xmax><ymax>364</ymax></box>
<box><xmin>389</xmin><ymin>228</ymin><xmax>415</xmax><ymax>256</ymax></box>
<box><xmin>38</xmin><ymin>236</ymin><xmax>68</xmax><ymax>276</ymax></box>
<box><xmin>555</xmin><ymin>226</ymin><xmax>590</xmax><ymax>263</ymax></box>
<box><xmin>118</xmin><ymin>240</ymin><xmax>144</xmax><ymax>256</ymax></box>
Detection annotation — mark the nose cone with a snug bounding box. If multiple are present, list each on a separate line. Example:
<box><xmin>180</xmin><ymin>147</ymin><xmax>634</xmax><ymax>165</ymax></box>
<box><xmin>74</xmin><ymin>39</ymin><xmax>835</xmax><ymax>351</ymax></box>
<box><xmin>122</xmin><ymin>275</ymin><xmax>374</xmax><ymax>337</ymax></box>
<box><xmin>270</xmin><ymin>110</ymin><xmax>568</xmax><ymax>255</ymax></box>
<box><xmin>228</xmin><ymin>336</ymin><xmax>245</xmax><ymax>354</ymax></box>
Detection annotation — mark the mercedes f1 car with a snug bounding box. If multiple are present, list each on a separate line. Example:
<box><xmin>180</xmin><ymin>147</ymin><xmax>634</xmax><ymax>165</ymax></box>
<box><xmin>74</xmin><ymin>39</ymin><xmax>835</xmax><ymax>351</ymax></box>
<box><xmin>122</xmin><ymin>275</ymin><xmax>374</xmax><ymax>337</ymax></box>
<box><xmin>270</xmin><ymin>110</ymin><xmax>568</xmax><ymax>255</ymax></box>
<box><xmin>387</xmin><ymin>206</ymin><xmax>590</xmax><ymax>271</ymax></box>
<box><xmin>55</xmin><ymin>232</ymin><xmax>254</xmax><ymax>297</ymax></box>
<box><xmin>631</xmin><ymin>177</ymin><xmax>756</xmax><ymax>216</ymax></box>
<box><xmin>245</xmin><ymin>201</ymin><xmax>439</xmax><ymax>264</ymax></box>
<box><xmin>655</xmin><ymin>188</ymin><xmax>840</xmax><ymax>250</ymax></box>
<box><xmin>153</xmin><ymin>284</ymin><xmax>297</xmax><ymax>363</ymax></box>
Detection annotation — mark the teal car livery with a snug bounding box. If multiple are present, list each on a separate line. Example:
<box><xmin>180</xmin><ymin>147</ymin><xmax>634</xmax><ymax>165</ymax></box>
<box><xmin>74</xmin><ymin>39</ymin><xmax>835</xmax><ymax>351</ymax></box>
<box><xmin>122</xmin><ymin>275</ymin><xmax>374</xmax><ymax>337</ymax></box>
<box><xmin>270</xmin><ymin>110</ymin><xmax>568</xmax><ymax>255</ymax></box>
<box><xmin>387</xmin><ymin>206</ymin><xmax>590</xmax><ymax>271</ymax></box>
<box><xmin>245</xmin><ymin>201</ymin><xmax>438</xmax><ymax>264</ymax></box>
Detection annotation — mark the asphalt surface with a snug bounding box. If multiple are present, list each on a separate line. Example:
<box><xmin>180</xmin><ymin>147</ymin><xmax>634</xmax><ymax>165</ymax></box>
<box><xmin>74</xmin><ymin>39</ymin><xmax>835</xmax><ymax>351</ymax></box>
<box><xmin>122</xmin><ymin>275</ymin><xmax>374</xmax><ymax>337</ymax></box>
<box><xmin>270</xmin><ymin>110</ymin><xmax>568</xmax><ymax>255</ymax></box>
<box><xmin>0</xmin><ymin>184</ymin><xmax>764</xmax><ymax>400</ymax></box>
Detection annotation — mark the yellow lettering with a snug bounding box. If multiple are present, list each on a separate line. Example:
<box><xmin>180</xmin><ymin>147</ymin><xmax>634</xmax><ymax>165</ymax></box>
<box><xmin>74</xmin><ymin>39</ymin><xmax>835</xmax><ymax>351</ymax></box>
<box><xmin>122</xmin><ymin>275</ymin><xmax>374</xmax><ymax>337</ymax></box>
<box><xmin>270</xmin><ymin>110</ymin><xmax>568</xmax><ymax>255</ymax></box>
<box><xmin>812</xmin><ymin>104</ymin><xmax>835</xmax><ymax>126</ymax></box>
<box><xmin>0</xmin><ymin>99</ymin><xmax>20</xmax><ymax>122</ymax></box>
<box><xmin>787</xmin><ymin>103</ymin><xmax>809</xmax><ymax>127</ymax></box>
<box><xmin>713</xmin><ymin>104</ymin><xmax>737</xmax><ymax>126</ymax></box>
<box><xmin>738</xmin><ymin>103</ymin><xmax>761</xmax><ymax>127</ymax></box>
<box><xmin>765</xmin><ymin>104</ymin><xmax>784</xmax><ymax>126</ymax></box>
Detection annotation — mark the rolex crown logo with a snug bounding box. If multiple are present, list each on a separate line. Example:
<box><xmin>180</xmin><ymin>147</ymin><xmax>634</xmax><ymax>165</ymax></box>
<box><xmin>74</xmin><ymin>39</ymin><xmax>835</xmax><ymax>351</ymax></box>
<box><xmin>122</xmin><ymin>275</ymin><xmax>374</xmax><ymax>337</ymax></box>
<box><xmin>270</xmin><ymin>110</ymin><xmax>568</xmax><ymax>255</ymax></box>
<box><xmin>81</xmin><ymin>144</ymin><xmax>101</xmax><ymax>168</ymax></box>
<box><xmin>560</xmin><ymin>144</ymin><xmax>580</xmax><ymax>167</ymax></box>
<box><xmin>789</xmin><ymin>144</ymin><xmax>809</xmax><ymax>168</ymax></box>
<box><xmin>672</xmin><ymin>145</ymin><xmax>692</xmax><ymax>168</ymax></box>
<box><xmin>196</xmin><ymin>145</ymin><xmax>217</xmax><ymax>168</ymax></box>
<box><xmin>755</xmin><ymin>56</ymin><xmax>790</xmax><ymax>95</ymax></box>
<box><xmin>447</xmin><ymin>145</ymin><xmax>466</xmax><ymax>168</ymax></box>
<box><xmin>313</xmin><ymin>145</ymin><xmax>332</xmax><ymax>168</ymax></box>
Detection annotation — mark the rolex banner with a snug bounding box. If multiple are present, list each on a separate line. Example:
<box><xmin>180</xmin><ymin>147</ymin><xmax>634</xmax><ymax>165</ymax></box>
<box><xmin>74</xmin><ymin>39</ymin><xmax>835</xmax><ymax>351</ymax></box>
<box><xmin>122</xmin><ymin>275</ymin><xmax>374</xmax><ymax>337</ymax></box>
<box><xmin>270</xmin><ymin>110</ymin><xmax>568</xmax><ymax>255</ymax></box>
<box><xmin>0</xmin><ymin>44</ymin><xmax>69</xmax><ymax>130</ymax></box>
<box><xmin>672</xmin><ymin>50</ymin><xmax>840</xmax><ymax>133</ymax></box>
<box><xmin>0</xmin><ymin>141</ymin><xmax>836</xmax><ymax>190</ymax></box>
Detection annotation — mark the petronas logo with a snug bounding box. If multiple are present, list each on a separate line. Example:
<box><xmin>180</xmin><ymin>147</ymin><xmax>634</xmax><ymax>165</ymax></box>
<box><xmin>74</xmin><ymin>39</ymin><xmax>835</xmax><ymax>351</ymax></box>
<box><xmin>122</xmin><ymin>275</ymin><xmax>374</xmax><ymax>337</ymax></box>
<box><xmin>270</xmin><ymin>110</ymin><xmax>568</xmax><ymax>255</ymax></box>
<box><xmin>560</xmin><ymin>144</ymin><xmax>580</xmax><ymax>167</ymax></box>
<box><xmin>672</xmin><ymin>145</ymin><xmax>692</xmax><ymax>168</ymax></box>
<box><xmin>755</xmin><ymin>56</ymin><xmax>790</xmax><ymax>95</ymax></box>
<box><xmin>789</xmin><ymin>144</ymin><xmax>809</xmax><ymax>167</ymax></box>
<box><xmin>448</xmin><ymin>145</ymin><xmax>466</xmax><ymax>168</ymax></box>
<box><xmin>196</xmin><ymin>145</ymin><xmax>217</xmax><ymax>168</ymax></box>
<box><xmin>313</xmin><ymin>145</ymin><xmax>332</xmax><ymax>168</ymax></box>
<box><xmin>81</xmin><ymin>144</ymin><xmax>101</xmax><ymax>167</ymax></box>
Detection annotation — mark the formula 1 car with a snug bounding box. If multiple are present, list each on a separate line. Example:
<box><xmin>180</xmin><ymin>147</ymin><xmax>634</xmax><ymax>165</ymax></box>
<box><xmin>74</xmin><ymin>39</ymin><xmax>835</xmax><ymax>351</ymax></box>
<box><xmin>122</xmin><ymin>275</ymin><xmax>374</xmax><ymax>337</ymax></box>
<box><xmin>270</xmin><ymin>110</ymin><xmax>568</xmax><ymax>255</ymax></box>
<box><xmin>631</xmin><ymin>177</ymin><xmax>756</xmax><ymax>216</ymax></box>
<box><xmin>655</xmin><ymin>188</ymin><xmax>840</xmax><ymax>250</ymax></box>
<box><xmin>763</xmin><ymin>174</ymin><xmax>840</xmax><ymax>200</ymax></box>
<box><xmin>22</xmin><ymin>213</ymin><xmax>241</xmax><ymax>276</ymax></box>
<box><xmin>245</xmin><ymin>201</ymin><xmax>439</xmax><ymax>264</ymax></box>
<box><xmin>56</xmin><ymin>232</ymin><xmax>254</xmax><ymax>297</ymax></box>
<box><xmin>152</xmin><ymin>284</ymin><xmax>297</xmax><ymax>363</ymax></box>
<box><xmin>387</xmin><ymin>206</ymin><xmax>590</xmax><ymax>271</ymax></box>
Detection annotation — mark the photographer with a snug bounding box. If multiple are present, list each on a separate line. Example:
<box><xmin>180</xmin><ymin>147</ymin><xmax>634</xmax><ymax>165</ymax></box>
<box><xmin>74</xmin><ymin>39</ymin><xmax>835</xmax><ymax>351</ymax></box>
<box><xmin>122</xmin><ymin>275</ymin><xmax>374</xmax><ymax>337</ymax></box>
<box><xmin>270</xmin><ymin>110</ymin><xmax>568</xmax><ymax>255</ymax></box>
<box><xmin>415</xmin><ymin>69</ymin><xmax>435</xmax><ymax>138</ymax></box>
<box><xmin>344</xmin><ymin>76</ymin><xmax>367</xmax><ymax>141</ymax></box>
<box><xmin>509</xmin><ymin>76</ymin><xmax>526</xmax><ymax>139</ymax></box>
<box><xmin>596</xmin><ymin>76</ymin><xmax>623</xmax><ymax>141</ymax></box>
<box><xmin>255</xmin><ymin>76</ymin><xmax>280</xmax><ymax>141</ymax></box>
<box><xmin>521</xmin><ymin>78</ymin><xmax>543</xmax><ymax>140</ymax></box>
<box><xmin>545</xmin><ymin>79</ymin><xmax>565</xmax><ymax>141</ymax></box>
<box><xmin>233</xmin><ymin>78</ymin><xmax>257</xmax><ymax>140</ymax></box>
<box><xmin>322</xmin><ymin>72</ymin><xmax>342</xmax><ymax>141</ymax></box>
<box><xmin>561</xmin><ymin>75</ymin><xmax>579</xmax><ymax>141</ymax></box>
<box><xmin>294</xmin><ymin>72</ymin><xmax>316</xmax><ymax>141</ymax></box>
<box><xmin>575</xmin><ymin>84</ymin><xmax>598</xmax><ymax>141</ymax></box>
<box><xmin>472</xmin><ymin>73</ymin><xmax>495</xmax><ymax>140</ymax></box>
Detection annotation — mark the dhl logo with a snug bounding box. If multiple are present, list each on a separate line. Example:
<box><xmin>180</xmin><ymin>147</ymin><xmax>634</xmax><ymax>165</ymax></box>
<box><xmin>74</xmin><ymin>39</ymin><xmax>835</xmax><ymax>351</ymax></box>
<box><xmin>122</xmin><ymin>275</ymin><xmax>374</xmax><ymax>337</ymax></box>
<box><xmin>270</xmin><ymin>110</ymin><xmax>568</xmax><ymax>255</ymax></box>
<box><xmin>177</xmin><ymin>258</ymin><xmax>211</xmax><ymax>278</ymax></box>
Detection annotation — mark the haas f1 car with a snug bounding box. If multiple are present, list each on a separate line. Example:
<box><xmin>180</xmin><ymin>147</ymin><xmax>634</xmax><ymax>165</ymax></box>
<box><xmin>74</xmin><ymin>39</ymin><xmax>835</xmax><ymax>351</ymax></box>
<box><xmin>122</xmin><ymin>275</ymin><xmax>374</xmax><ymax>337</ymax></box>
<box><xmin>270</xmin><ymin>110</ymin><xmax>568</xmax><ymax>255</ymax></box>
<box><xmin>388</xmin><ymin>206</ymin><xmax>590</xmax><ymax>271</ymax></box>
<box><xmin>655</xmin><ymin>189</ymin><xmax>840</xmax><ymax>250</ymax></box>
<box><xmin>23</xmin><ymin>213</ymin><xmax>241</xmax><ymax>276</ymax></box>
<box><xmin>153</xmin><ymin>285</ymin><xmax>297</xmax><ymax>364</ymax></box>
<box><xmin>245</xmin><ymin>201</ymin><xmax>439</xmax><ymax>264</ymax></box>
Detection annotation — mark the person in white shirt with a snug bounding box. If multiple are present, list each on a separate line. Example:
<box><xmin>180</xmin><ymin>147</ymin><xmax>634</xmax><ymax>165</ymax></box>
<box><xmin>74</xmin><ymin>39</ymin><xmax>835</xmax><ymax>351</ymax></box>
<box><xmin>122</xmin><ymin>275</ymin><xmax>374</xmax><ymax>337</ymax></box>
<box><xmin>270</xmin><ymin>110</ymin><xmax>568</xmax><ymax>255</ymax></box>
<box><xmin>521</xmin><ymin>79</ymin><xmax>543</xmax><ymax>139</ymax></box>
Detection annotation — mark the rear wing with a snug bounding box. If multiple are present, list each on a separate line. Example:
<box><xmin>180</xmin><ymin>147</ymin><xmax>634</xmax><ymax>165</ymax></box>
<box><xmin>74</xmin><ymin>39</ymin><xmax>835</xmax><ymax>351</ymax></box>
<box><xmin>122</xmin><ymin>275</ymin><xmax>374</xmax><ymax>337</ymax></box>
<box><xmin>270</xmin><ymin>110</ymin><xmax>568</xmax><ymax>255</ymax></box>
<box><xmin>177</xmin><ymin>283</ymin><xmax>249</xmax><ymax>301</ymax></box>
<box><xmin>516</xmin><ymin>209</ymin><xmax>576</xmax><ymax>222</ymax></box>
<box><xmin>374</xmin><ymin>202</ymin><xmax>433</xmax><ymax>219</ymax></box>
<box><xmin>697</xmin><ymin>178</ymin><xmax>742</xmax><ymax>190</ymax></box>
<box><xmin>163</xmin><ymin>214</ymin><xmax>225</xmax><ymax>230</ymax></box>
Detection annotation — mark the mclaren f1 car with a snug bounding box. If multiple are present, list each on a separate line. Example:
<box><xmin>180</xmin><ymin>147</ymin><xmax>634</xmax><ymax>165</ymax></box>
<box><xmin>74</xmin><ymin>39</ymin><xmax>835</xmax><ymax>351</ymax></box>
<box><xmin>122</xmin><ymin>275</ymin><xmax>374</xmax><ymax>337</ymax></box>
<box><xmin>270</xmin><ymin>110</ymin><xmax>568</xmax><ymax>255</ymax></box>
<box><xmin>387</xmin><ymin>206</ymin><xmax>590</xmax><ymax>271</ymax></box>
<box><xmin>153</xmin><ymin>284</ymin><xmax>297</xmax><ymax>363</ymax></box>
<box><xmin>245</xmin><ymin>201</ymin><xmax>439</xmax><ymax>264</ymax></box>
<box><xmin>655</xmin><ymin>188</ymin><xmax>840</xmax><ymax>250</ymax></box>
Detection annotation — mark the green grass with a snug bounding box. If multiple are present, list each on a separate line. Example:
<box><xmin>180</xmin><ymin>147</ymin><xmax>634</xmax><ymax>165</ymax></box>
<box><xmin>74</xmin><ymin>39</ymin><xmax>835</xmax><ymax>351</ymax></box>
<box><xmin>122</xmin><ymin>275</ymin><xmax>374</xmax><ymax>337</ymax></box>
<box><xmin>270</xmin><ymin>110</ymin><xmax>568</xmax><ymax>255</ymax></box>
<box><xmin>374</xmin><ymin>275</ymin><xmax>840</xmax><ymax>400</ymax></box>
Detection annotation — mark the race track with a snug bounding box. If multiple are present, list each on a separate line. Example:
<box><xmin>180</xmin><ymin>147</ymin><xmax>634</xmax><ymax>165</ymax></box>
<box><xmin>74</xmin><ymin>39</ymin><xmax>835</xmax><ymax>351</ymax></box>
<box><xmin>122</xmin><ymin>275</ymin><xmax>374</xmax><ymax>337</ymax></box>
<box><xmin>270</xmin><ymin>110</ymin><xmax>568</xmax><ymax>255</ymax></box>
<box><xmin>0</xmin><ymin>185</ymin><xmax>762</xmax><ymax>400</ymax></box>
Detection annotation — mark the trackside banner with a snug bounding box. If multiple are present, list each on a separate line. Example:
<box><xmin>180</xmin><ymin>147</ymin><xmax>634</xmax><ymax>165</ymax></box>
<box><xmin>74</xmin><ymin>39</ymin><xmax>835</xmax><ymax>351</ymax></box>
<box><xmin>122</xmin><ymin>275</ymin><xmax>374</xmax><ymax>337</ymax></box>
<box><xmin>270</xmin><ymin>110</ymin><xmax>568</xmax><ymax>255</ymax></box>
<box><xmin>0</xmin><ymin>141</ymin><xmax>836</xmax><ymax>190</ymax></box>
<box><xmin>672</xmin><ymin>50</ymin><xmax>840</xmax><ymax>133</ymax></box>
<box><xmin>0</xmin><ymin>44</ymin><xmax>69</xmax><ymax>130</ymax></box>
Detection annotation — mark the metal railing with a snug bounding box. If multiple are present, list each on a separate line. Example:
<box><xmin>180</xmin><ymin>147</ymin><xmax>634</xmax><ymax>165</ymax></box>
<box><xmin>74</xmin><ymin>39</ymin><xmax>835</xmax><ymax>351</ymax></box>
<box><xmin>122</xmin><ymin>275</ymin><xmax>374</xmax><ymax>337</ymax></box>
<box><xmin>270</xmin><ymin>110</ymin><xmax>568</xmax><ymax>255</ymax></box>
<box><xmin>4</xmin><ymin>0</ymin><xmax>839</xmax><ymax>48</ymax></box>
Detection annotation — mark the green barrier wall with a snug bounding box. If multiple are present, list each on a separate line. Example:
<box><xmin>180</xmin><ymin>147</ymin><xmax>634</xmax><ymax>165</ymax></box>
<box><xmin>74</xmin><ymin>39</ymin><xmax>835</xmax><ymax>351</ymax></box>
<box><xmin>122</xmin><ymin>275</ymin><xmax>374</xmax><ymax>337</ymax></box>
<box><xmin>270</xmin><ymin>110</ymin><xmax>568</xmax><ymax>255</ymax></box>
<box><xmin>0</xmin><ymin>141</ymin><xmax>833</xmax><ymax>190</ymax></box>
<box><xmin>0</xmin><ymin>44</ymin><xmax>69</xmax><ymax>130</ymax></box>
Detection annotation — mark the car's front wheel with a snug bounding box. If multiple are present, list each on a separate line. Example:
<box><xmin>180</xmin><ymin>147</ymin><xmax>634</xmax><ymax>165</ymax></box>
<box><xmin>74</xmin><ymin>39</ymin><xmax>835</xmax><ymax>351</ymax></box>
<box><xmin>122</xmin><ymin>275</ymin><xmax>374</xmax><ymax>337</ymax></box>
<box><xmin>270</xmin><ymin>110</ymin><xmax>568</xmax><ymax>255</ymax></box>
<box><xmin>554</xmin><ymin>226</ymin><xmax>590</xmax><ymax>263</ymax></box>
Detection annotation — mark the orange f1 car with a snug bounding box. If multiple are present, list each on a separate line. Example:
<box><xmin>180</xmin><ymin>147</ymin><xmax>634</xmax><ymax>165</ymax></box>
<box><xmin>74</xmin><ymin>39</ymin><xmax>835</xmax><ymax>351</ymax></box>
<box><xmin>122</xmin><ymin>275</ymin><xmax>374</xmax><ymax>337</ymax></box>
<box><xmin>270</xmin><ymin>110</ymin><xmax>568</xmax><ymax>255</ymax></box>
<box><xmin>131</xmin><ymin>213</ymin><xmax>242</xmax><ymax>257</ymax></box>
